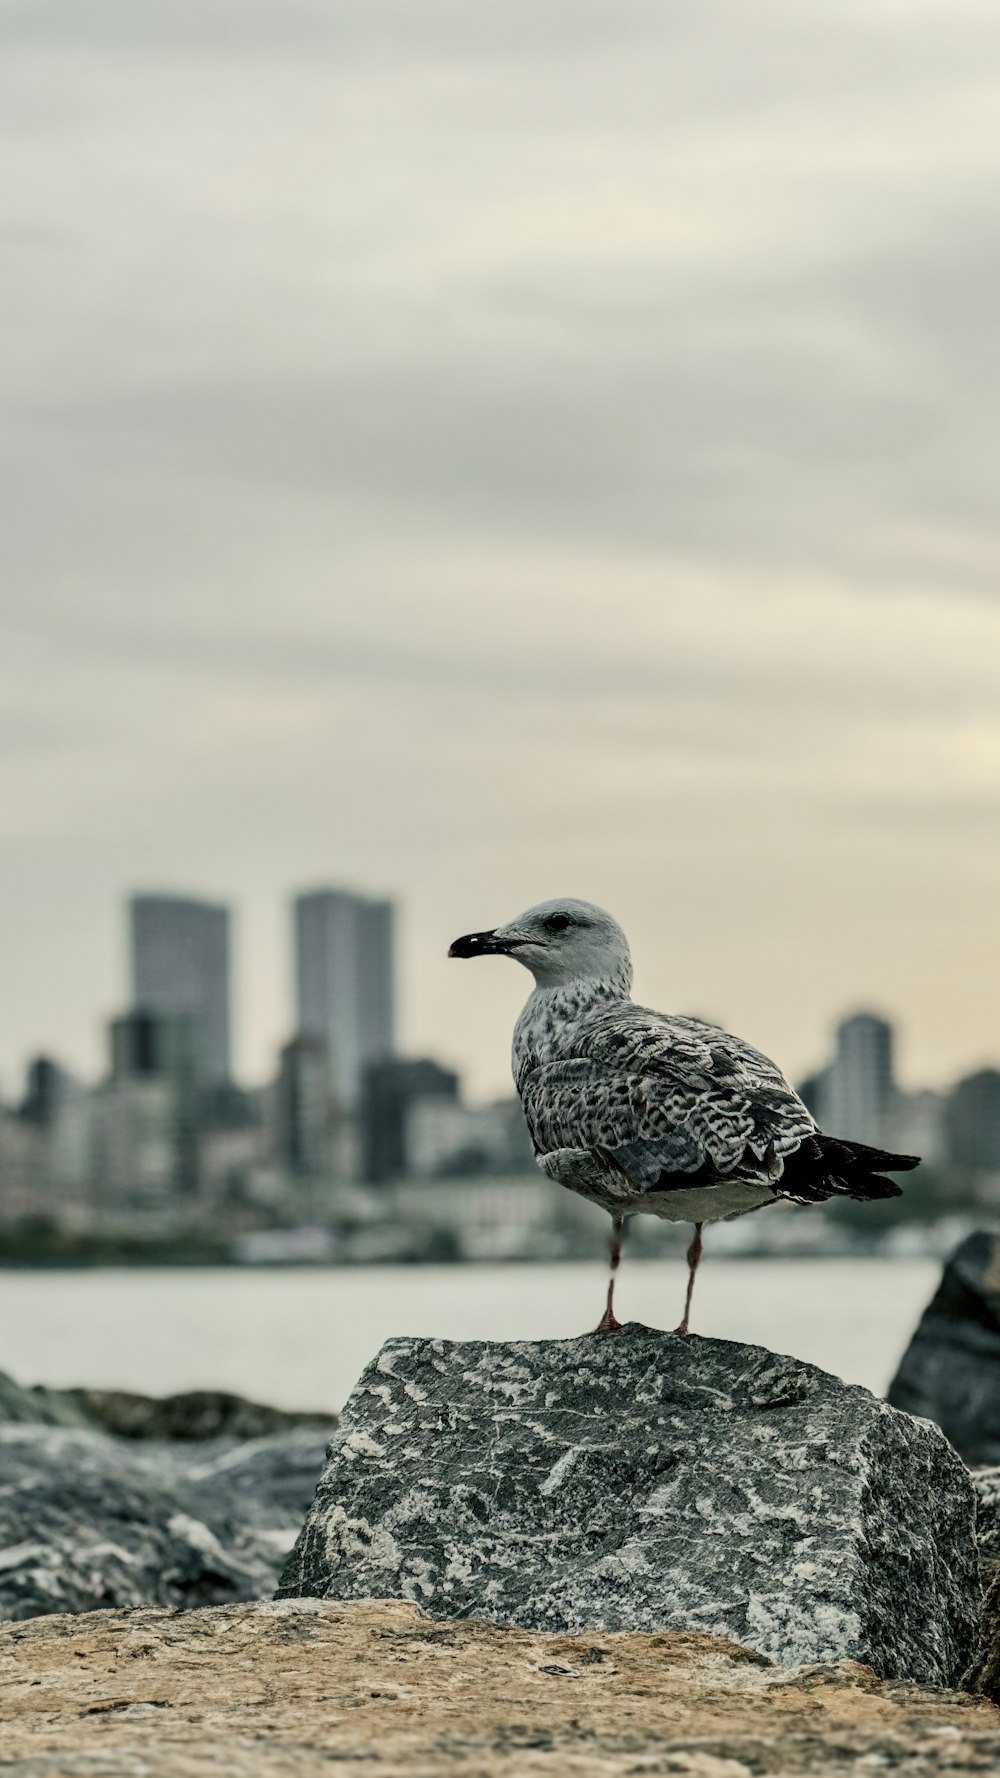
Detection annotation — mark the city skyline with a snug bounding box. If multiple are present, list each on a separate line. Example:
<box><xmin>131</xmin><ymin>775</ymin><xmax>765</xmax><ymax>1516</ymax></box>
<box><xmin>5</xmin><ymin>873</ymin><xmax>999</xmax><ymax>1248</ymax></box>
<box><xmin>2</xmin><ymin>878</ymin><xmax>999</xmax><ymax>1109</ymax></box>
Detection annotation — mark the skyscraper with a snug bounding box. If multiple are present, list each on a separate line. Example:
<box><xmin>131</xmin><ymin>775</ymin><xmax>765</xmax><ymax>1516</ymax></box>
<box><xmin>359</xmin><ymin>1057</ymin><xmax>459</xmax><ymax>1183</ymax></box>
<box><xmin>129</xmin><ymin>894</ymin><xmax>232</xmax><ymax>1086</ymax></box>
<box><xmin>294</xmin><ymin>888</ymin><xmax>395</xmax><ymax>1105</ymax></box>
<box><xmin>105</xmin><ymin>1008</ymin><xmax>201</xmax><ymax>1197</ymax></box>
<box><xmin>825</xmin><ymin>1011</ymin><xmax>895</xmax><ymax>1146</ymax></box>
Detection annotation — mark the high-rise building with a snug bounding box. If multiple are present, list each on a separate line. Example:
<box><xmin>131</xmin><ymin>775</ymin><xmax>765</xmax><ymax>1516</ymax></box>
<box><xmin>294</xmin><ymin>888</ymin><xmax>395</xmax><ymax>1105</ymax></box>
<box><xmin>107</xmin><ymin>1008</ymin><xmax>201</xmax><ymax>1197</ymax></box>
<box><xmin>824</xmin><ymin>1012</ymin><xmax>895</xmax><ymax>1145</ymax></box>
<box><xmin>129</xmin><ymin>894</ymin><xmax>232</xmax><ymax>1086</ymax></box>
<box><xmin>92</xmin><ymin>1009</ymin><xmax>201</xmax><ymax>1209</ymax></box>
<box><xmin>945</xmin><ymin>1070</ymin><xmax>1000</xmax><ymax>1172</ymax></box>
<box><xmin>273</xmin><ymin>1036</ymin><xmax>333</xmax><ymax>1179</ymax></box>
<box><xmin>359</xmin><ymin>1057</ymin><xmax>459</xmax><ymax>1183</ymax></box>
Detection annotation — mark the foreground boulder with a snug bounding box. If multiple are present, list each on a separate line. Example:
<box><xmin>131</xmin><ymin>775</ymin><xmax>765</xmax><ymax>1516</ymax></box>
<box><xmin>888</xmin><ymin>1230</ymin><xmax>1000</xmax><ymax>1464</ymax></box>
<box><xmin>277</xmin><ymin>1326</ymin><xmax>979</xmax><ymax>1684</ymax></box>
<box><xmin>4</xmin><ymin>1597</ymin><xmax>997</xmax><ymax>1778</ymax></box>
<box><xmin>0</xmin><ymin>1402</ymin><xmax>334</xmax><ymax>1621</ymax></box>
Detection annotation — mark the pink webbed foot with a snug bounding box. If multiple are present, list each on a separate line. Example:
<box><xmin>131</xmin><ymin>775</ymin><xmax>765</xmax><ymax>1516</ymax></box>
<box><xmin>595</xmin><ymin>1281</ymin><xmax>623</xmax><ymax>1334</ymax></box>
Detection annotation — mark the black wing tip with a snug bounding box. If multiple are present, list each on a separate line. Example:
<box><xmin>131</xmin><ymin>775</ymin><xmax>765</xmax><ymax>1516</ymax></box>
<box><xmin>851</xmin><ymin>1174</ymin><xmax>905</xmax><ymax>1201</ymax></box>
<box><xmin>829</xmin><ymin>1138</ymin><xmax>921</xmax><ymax>1173</ymax></box>
<box><xmin>775</xmin><ymin>1132</ymin><xmax>918</xmax><ymax>1207</ymax></box>
<box><xmin>885</xmin><ymin>1152</ymin><xmax>921</xmax><ymax>1173</ymax></box>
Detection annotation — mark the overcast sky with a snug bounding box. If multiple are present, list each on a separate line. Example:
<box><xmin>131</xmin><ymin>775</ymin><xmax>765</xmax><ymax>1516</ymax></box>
<box><xmin>3</xmin><ymin>0</ymin><xmax>1000</xmax><ymax>1102</ymax></box>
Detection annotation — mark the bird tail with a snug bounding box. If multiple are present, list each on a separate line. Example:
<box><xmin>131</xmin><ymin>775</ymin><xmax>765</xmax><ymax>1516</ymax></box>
<box><xmin>780</xmin><ymin>1133</ymin><xmax>918</xmax><ymax>1203</ymax></box>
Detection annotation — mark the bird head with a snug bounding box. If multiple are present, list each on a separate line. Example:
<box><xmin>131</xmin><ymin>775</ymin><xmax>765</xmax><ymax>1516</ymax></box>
<box><xmin>449</xmin><ymin>898</ymin><xmax>631</xmax><ymax>990</ymax></box>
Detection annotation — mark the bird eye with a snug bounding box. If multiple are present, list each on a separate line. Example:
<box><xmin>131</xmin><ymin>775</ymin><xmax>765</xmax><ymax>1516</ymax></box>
<box><xmin>547</xmin><ymin>913</ymin><xmax>571</xmax><ymax>932</ymax></box>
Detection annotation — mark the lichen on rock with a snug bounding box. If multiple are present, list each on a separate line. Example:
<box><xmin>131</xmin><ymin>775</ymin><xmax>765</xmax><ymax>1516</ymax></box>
<box><xmin>278</xmin><ymin>1324</ymin><xmax>979</xmax><ymax>1685</ymax></box>
<box><xmin>3</xmin><ymin>1598</ymin><xmax>999</xmax><ymax>1778</ymax></box>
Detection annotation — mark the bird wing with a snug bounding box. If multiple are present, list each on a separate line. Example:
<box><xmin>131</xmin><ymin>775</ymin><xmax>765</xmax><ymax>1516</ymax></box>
<box><xmin>518</xmin><ymin>1006</ymin><xmax>816</xmax><ymax>1195</ymax></box>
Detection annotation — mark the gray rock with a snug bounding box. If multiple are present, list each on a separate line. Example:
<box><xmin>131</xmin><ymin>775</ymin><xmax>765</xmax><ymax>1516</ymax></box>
<box><xmin>62</xmin><ymin>1387</ymin><xmax>333</xmax><ymax>1441</ymax></box>
<box><xmin>973</xmin><ymin>1466</ymin><xmax>1000</xmax><ymax>1590</ymax></box>
<box><xmin>887</xmin><ymin>1231</ymin><xmax>1000</xmax><ymax>1465</ymax></box>
<box><xmin>0</xmin><ymin>1371</ymin><xmax>93</xmax><ymax>1430</ymax></box>
<box><xmin>964</xmin><ymin>1468</ymin><xmax>1000</xmax><ymax>1700</ymax></box>
<box><xmin>277</xmin><ymin>1325</ymin><xmax>979</xmax><ymax>1685</ymax></box>
<box><xmin>0</xmin><ymin>1423</ymin><xmax>332</xmax><ymax>1621</ymax></box>
<box><xmin>0</xmin><ymin>1369</ymin><xmax>332</xmax><ymax>1440</ymax></box>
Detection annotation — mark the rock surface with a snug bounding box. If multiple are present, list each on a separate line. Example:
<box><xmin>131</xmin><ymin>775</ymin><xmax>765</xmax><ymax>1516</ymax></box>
<box><xmin>2</xmin><ymin>1597</ymin><xmax>998</xmax><ymax>1778</ymax></box>
<box><xmin>0</xmin><ymin>1423</ymin><xmax>332</xmax><ymax>1621</ymax></box>
<box><xmin>0</xmin><ymin>1368</ymin><xmax>332</xmax><ymax>1439</ymax></box>
<box><xmin>277</xmin><ymin>1325</ymin><xmax>979</xmax><ymax>1684</ymax></box>
<box><xmin>973</xmin><ymin>1466</ymin><xmax>1000</xmax><ymax>1589</ymax></box>
<box><xmin>962</xmin><ymin>1468</ymin><xmax>1000</xmax><ymax>1703</ymax></box>
<box><xmin>888</xmin><ymin>1230</ymin><xmax>1000</xmax><ymax>1464</ymax></box>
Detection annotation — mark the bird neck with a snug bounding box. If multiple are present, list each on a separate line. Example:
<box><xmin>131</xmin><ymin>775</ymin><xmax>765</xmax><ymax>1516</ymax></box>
<box><xmin>512</xmin><ymin>968</ymin><xmax>632</xmax><ymax>1080</ymax></box>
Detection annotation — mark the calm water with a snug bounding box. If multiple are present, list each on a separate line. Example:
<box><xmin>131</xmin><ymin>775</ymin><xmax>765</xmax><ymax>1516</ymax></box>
<box><xmin>0</xmin><ymin>1258</ymin><xmax>936</xmax><ymax>1414</ymax></box>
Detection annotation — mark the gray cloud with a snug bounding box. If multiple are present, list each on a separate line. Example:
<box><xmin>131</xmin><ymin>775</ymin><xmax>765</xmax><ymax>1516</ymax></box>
<box><xmin>3</xmin><ymin>0</ymin><xmax>1000</xmax><ymax>1098</ymax></box>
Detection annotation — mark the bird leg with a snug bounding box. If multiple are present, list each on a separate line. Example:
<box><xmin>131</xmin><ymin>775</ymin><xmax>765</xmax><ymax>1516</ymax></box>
<box><xmin>595</xmin><ymin>1214</ymin><xmax>627</xmax><ymax>1333</ymax></box>
<box><xmin>674</xmin><ymin>1222</ymin><xmax>704</xmax><ymax>1336</ymax></box>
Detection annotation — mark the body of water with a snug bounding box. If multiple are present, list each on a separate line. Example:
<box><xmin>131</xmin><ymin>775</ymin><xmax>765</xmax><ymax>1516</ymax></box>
<box><xmin>0</xmin><ymin>1257</ymin><xmax>937</xmax><ymax>1413</ymax></box>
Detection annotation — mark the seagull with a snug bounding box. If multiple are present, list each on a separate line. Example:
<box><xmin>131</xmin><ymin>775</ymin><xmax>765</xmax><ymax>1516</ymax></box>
<box><xmin>449</xmin><ymin>898</ymin><xmax>918</xmax><ymax>1334</ymax></box>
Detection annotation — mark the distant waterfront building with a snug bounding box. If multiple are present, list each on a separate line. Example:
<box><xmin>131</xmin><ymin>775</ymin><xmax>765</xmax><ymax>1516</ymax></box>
<box><xmin>406</xmin><ymin>1095</ymin><xmax>535</xmax><ymax>1179</ymax></box>
<box><xmin>13</xmin><ymin>1056</ymin><xmax>92</xmax><ymax>1215</ymax></box>
<box><xmin>18</xmin><ymin>1056</ymin><xmax>72</xmax><ymax>1130</ymax></box>
<box><xmin>824</xmin><ymin>1012</ymin><xmax>895</xmax><ymax>1146</ymax></box>
<box><xmin>129</xmin><ymin>894</ymin><xmax>232</xmax><ymax>1086</ymax></box>
<box><xmin>94</xmin><ymin>1009</ymin><xmax>202</xmax><ymax>1206</ymax></box>
<box><xmin>881</xmin><ymin>1090</ymin><xmax>945</xmax><ymax>1166</ymax></box>
<box><xmin>945</xmin><ymin>1070</ymin><xmax>1000</xmax><ymax>1172</ymax></box>
<box><xmin>360</xmin><ymin>1057</ymin><xmax>459</xmax><ymax>1183</ymax></box>
<box><xmin>198</xmin><ymin>1120</ymin><xmax>263</xmax><ymax>1208</ymax></box>
<box><xmin>386</xmin><ymin>1173</ymin><xmax>560</xmax><ymax>1262</ymax></box>
<box><xmin>273</xmin><ymin>1036</ymin><xmax>333</xmax><ymax>1179</ymax></box>
<box><xmin>110</xmin><ymin>1009</ymin><xmax>200</xmax><ymax>1089</ymax></box>
<box><xmin>294</xmin><ymin>888</ymin><xmax>395</xmax><ymax>1105</ymax></box>
<box><xmin>0</xmin><ymin>1107</ymin><xmax>46</xmax><ymax>1222</ymax></box>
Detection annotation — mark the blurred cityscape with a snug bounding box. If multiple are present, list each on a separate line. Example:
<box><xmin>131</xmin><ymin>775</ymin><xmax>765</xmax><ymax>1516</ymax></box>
<box><xmin>1</xmin><ymin>887</ymin><xmax>998</xmax><ymax>1266</ymax></box>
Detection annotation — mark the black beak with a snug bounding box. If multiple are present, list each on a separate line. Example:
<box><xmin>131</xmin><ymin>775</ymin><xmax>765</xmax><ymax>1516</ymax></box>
<box><xmin>448</xmin><ymin>929</ymin><xmax>505</xmax><ymax>959</ymax></box>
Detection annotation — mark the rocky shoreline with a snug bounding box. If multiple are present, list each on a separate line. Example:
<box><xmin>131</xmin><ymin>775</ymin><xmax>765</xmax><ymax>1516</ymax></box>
<box><xmin>3</xmin><ymin>1596</ymin><xmax>999</xmax><ymax>1778</ymax></box>
<box><xmin>6</xmin><ymin>1232</ymin><xmax>1000</xmax><ymax>1772</ymax></box>
<box><xmin>0</xmin><ymin>1371</ymin><xmax>336</xmax><ymax>1620</ymax></box>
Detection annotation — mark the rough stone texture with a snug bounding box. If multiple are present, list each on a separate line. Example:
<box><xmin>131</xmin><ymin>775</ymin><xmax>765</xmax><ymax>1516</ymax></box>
<box><xmin>0</xmin><ymin>1368</ymin><xmax>333</xmax><ymax>1439</ymax></box>
<box><xmin>277</xmin><ymin>1325</ymin><xmax>979</xmax><ymax>1685</ymax></box>
<box><xmin>0</xmin><ymin>1423</ymin><xmax>332</xmax><ymax>1621</ymax></box>
<box><xmin>962</xmin><ymin>1468</ymin><xmax>1000</xmax><ymax>1703</ymax></box>
<box><xmin>965</xmin><ymin>1572</ymin><xmax>1000</xmax><ymax>1703</ymax></box>
<box><xmin>1</xmin><ymin>1598</ymin><xmax>998</xmax><ymax>1778</ymax></box>
<box><xmin>888</xmin><ymin>1229</ymin><xmax>1000</xmax><ymax>1464</ymax></box>
<box><xmin>973</xmin><ymin>1467</ymin><xmax>1000</xmax><ymax>1589</ymax></box>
